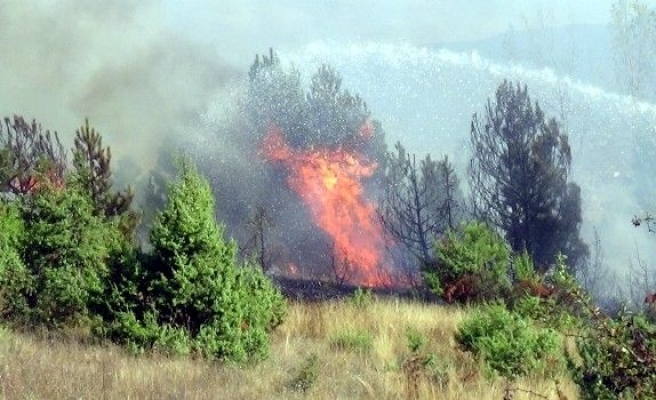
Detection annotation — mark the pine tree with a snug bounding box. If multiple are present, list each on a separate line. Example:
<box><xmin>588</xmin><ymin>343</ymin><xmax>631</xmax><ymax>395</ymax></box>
<box><xmin>468</xmin><ymin>80</ymin><xmax>588</xmax><ymax>272</ymax></box>
<box><xmin>72</xmin><ymin>119</ymin><xmax>139</xmax><ymax>238</ymax></box>
<box><xmin>105</xmin><ymin>157</ymin><xmax>285</xmax><ymax>361</ymax></box>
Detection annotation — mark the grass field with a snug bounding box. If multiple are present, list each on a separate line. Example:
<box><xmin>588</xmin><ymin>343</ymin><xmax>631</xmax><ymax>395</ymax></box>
<box><xmin>0</xmin><ymin>296</ymin><xmax>578</xmax><ymax>399</ymax></box>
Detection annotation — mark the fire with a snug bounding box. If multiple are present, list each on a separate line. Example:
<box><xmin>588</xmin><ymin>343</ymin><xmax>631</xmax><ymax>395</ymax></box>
<box><xmin>262</xmin><ymin>124</ymin><xmax>390</xmax><ymax>287</ymax></box>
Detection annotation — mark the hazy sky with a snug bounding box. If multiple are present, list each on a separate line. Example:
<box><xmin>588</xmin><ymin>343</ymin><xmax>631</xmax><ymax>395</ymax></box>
<box><xmin>166</xmin><ymin>0</ymin><xmax>621</xmax><ymax>66</ymax></box>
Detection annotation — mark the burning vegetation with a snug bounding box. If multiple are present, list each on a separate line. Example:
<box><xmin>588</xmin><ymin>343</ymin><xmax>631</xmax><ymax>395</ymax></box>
<box><xmin>262</xmin><ymin>123</ymin><xmax>391</xmax><ymax>287</ymax></box>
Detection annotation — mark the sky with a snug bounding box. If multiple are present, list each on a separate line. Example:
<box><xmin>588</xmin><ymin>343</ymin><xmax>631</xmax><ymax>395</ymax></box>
<box><xmin>165</xmin><ymin>0</ymin><xmax>620</xmax><ymax>67</ymax></box>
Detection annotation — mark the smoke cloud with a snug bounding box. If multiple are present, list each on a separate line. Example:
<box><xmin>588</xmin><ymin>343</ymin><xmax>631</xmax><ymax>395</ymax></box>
<box><xmin>0</xmin><ymin>0</ymin><xmax>238</xmax><ymax>177</ymax></box>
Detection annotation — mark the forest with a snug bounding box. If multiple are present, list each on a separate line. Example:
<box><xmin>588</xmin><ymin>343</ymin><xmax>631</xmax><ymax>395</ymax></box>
<box><xmin>1</xmin><ymin>1</ymin><xmax>656</xmax><ymax>399</ymax></box>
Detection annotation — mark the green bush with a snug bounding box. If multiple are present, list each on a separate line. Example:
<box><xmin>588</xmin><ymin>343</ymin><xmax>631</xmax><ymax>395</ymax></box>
<box><xmin>455</xmin><ymin>304</ymin><xmax>563</xmax><ymax>380</ymax></box>
<box><xmin>405</xmin><ymin>326</ymin><xmax>427</xmax><ymax>353</ymax></box>
<box><xmin>6</xmin><ymin>186</ymin><xmax>119</xmax><ymax>328</ymax></box>
<box><xmin>0</xmin><ymin>201</ymin><xmax>30</xmax><ymax>317</ymax></box>
<box><xmin>424</xmin><ymin>221</ymin><xmax>511</xmax><ymax>303</ymax></box>
<box><xmin>567</xmin><ymin>309</ymin><xmax>656</xmax><ymax>400</ymax></box>
<box><xmin>101</xmin><ymin>158</ymin><xmax>286</xmax><ymax>362</ymax></box>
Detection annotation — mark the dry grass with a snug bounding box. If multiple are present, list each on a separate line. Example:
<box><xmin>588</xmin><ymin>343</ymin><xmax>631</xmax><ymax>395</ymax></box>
<box><xmin>0</xmin><ymin>297</ymin><xmax>579</xmax><ymax>399</ymax></box>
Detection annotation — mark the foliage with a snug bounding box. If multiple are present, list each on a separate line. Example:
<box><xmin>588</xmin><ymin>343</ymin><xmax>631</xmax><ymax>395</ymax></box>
<box><xmin>8</xmin><ymin>185</ymin><xmax>119</xmax><ymax>328</ymax></box>
<box><xmin>468</xmin><ymin>80</ymin><xmax>588</xmax><ymax>272</ymax></box>
<box><xmin>350</xmin><ymin>287</ymin><xmax>374</xmax><ymax>308</ymax></box>
<box><xmin>0</xmin><ymin>115</ymin><xmax>67</xmax><ymax>195</ymax></box>
<box><xmin>424</xmin><ymin>221</ymin><xmax>511</xmax><ymax>303</ymax></box>
<box><xmin>405</xmin><ymin>326</ymin><xmax>427</xmax><ymax>353</ymax></box>
<box><xmin>401</xmin><ymin>326</ymin><xmax>443</xmax><ymax>400</ymax></box>
<box><xmin>380</xmin><ymin>141</ymin><xmax>465</xmax><ymax>264</ymax></box>
<box><xmin>0</xmin><ymin>201</ymin><xmax>29</xmax><ymax>317</ymax></box>
<box><xmin>100</xmin><ymin>158</ymin><xmax>286</xmax><ymax>362</ymax></box>
<box><xmin>568</xmin><ymin>312</ymin><xmax>656</xmax><ymax>400</ymax></box>
<box><xmin>556</xmin><ymin>259</ymin><xmax>656</xmax><ymax>399</ymax></box>
<box><xmin>71</xmin><ymin>119</ymin><xmax>139</xmax><ymax>238</ymax></box>
<box><xmin>509</xmin><ymin>255</ymin><xmax>585</xmax><ymax>332</ymax></box>
<box><xmin>455</xmin><ymin>303</ymin><xmax>564</xmax><ymax>380</ymax></box>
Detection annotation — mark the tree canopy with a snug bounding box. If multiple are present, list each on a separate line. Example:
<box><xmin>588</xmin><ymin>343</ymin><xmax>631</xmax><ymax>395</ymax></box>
<box><xmin>468</xmin><ymin>80</ymin><xmax>588</xmax><ymax>272</ymax></box>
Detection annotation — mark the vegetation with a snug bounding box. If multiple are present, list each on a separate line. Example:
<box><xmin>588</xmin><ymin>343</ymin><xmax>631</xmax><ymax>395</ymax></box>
<box><xmin>0</xmin><ymin>298</ymin><xmax>580</xmax><ymax>400</ymax></box>
<box><xmin>99</xmin><ymin>158</ymin><xmax>286</xmax><ymax>361</ymax></box>
<box><xmin>0</xmin><ymin>117</ymin><xmax>286</xmax><ymax>364</ymax></box>
<box><xmin>3</xmin><ymin>43</ymin><xmax>656</xmax><ymax>397</ymax></box>
<box><xmin>455</xmin><ymin>303</ymin><xmax>564</xmax><ymax>379</ymax></box>
<box><xmin>379</xmin><ymin>141</ymin><xmax>465</xmax><ymax>266</ymax></box>
<box><xmin>9</xmin><ymin>184</ymin><xmax>119</xmax><ymax>328</ymax></box>
<box><xmin>424</xmin><ymin>221</ymin><xmax>512</xmax><ymax>304</ymax></box>
<box><xmin>71</xmin><ymin>119</ymin><xmax>138</xmax><ymax>238</ymax></box>
<box><xmin>468</xmin><ymin>80</ymin><xmax>588</xmax><ymax>272</ymax></box>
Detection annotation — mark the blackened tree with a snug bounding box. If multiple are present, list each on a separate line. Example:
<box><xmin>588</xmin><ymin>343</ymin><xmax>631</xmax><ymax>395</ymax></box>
<box><xmin>380</xmin><ymin>141</ymin><xmax>465</xmax><ymax>264</ymax></box>
<box><xmin>468</xmin><ymin>80</ymin><xmax>588</xmax><ymax>272</ymax></box>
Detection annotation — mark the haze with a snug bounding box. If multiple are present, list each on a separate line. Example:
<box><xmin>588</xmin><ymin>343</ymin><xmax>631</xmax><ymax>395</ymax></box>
<box><xmin>2</xmin><ymin>0</ymin><xmax>656</xmax><ymax>302</ymax></box>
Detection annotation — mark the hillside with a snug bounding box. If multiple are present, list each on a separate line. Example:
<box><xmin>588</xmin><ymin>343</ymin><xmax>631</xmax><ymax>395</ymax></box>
<box><xmin>0</xmin><ymin>296</ymin><xmax>578</xmax><ymax>400</ymax></box>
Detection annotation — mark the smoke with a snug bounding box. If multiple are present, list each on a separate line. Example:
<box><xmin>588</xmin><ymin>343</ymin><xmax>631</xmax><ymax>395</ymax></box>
<box><xmin>3</xmin><ymin>2</ymin><xmax>653</xmax><ymax>293</ymax></box>
<box><xmin>279</xmin><ymin>41</ymin><xmax>656</xmax><ymax>290</ymax></box>
<box><xmin>0</xmin><ymin>0</ymin><xmax>239</xmax><ymax>177</ymax></box>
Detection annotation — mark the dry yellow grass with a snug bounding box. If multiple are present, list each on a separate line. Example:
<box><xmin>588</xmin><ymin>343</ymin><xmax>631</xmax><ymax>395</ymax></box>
<box><xmin>0</xmin><ymin>297</ymin><xmax>579</xmax><ymax>399</ymax></box>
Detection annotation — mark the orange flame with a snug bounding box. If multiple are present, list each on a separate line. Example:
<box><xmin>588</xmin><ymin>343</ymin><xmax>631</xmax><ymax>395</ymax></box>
<box><xmin>262</xmin><ymin>124</ymin><xmax>390</xmax><ymax>287</ymax></box>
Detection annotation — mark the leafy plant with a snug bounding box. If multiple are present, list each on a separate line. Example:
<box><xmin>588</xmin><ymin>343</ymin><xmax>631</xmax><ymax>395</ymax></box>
<box><xmin>455</xmin><ymin>303</ymin><xmax>564</xmax><ymax>380</ymax></box>
<box><xmin>100</xmin><ymin>157</ymin><xmax>286</xmax><ymax>362</ymax></box>
<box><xmin>401</xmin><ymin>326</ymin><xmax>445</xmax><ymax>400</ymax></box>
<box><xmin>0</xmin><ymin>201</ymin><xmax>30</xmax><ymax>317</ymax></box>
<box><xmin>555</xmin><ymin>259</ymin><xmax>656</xmax><ymax>400</ymax></box>
<box><xmin>70</xmin><ymin>119</ymin><xmax>139</xmax><ymax>239</ymax></box>
<box><xmin>568</xmin><ymin>311</ymin><xmax>656</xmax><ymax>400</ymax></box>
<box><xmin>405</xmin><ymin>326</ymin><xmax>427</xmax><ymax>354</ymax></box>
<box><xmin>9</xmin><ymin>185</ymin><xmax>119</xmax><ymax>328</ymax></box>
<box><xmin>424</xmin><ymin>221</ymin><xmax>512</xmax><ymax>303</ymax></box>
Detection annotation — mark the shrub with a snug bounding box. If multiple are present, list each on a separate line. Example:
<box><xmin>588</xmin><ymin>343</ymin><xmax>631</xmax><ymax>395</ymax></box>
<box><xmin>424</xmin><ymin>221</ymin><xmax>511</xmax><ymax>303</ymax></box>
<box><xmin>6</xmin><ymin>185</ymin><xmax>119</xmax><ymax>328</ymax></box>
<box><xmin>101</xmin><ymin>158</ymin><xmax>286</xmax><ymax>362</ymax></box>
<box><xmin>568</xmin><ymin>311</ymin><xmax>656</xmax><ymax>400</ymax></box>
<box><xmin>0</xmin><ymin>201</ymin><xmax>30</xmax><ymax>317</ymax></box>
<box><xmin>405</xmin><ymin>326</ymin><xmax>427</xmax><ymax>353</ymax></box>
<box><xmin>455</xmin><ymin>303</ymin><xmax>563</xmax><ymax>379</ymax></box>
<box><xmin>509</xmin><ymin>255</ymin><xmax>586</xmax><ymax>333</ymax></box>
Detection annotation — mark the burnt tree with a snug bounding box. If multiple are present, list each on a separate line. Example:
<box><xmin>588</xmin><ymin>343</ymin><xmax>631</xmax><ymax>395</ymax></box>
<box><xmin>380</xmin><ymin>141</ymin><xmax>464</xmax><ymax>265</ymax></box>
<box><xmin>468</xmin><ymin>80</ymin><xmax>588</xmax><ymax>272</ymax></box>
